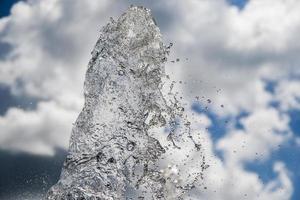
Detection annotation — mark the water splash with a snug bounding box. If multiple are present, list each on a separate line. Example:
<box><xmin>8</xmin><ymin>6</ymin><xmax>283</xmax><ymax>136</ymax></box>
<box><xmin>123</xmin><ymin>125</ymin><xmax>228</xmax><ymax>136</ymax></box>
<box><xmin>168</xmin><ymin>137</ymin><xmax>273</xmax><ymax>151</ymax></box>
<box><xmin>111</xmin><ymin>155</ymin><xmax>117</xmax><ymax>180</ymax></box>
<box><xmin>46</xmin><ymin>6</ymin><xmax>206</xmax><ymax>200</ymax></box>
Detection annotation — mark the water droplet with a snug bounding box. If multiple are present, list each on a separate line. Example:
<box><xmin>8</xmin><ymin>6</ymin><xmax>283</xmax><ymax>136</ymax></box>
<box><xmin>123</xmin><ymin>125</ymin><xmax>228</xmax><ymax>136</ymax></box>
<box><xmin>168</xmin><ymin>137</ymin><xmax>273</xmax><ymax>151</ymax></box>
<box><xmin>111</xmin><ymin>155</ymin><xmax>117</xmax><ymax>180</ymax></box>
<box><xmin>127</xmin><ymin>141</ymin><xmax>136</xmax><ymax>151</ymax></box>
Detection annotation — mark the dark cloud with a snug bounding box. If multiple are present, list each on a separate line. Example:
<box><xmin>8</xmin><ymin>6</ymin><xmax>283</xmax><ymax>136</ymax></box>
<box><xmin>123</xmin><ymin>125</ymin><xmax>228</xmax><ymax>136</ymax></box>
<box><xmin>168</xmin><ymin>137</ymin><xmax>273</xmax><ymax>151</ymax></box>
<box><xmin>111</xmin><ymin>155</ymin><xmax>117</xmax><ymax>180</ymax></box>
<box><xmin>0</xmin><ymin>85</ymin><xmax>38</xmax><ymax>115</ymax></box>
<box><xmin>0</xmin><ymin>84</ymin><xmax>38</xmax><ymax>116</ymax></box>
<box><xmin>0</xmin><ymin>148</ymin><xmax>67</xmax><ymax>199</ymax></box>
<box><xmin>0</xmin><ymin>41</ymin><xmax>12</xmax><ymax>59</ymax></box>
<box><xmin>0</xmin><ymin>0</ymin><xmax>299</xmax><ymax>198</ymax></box>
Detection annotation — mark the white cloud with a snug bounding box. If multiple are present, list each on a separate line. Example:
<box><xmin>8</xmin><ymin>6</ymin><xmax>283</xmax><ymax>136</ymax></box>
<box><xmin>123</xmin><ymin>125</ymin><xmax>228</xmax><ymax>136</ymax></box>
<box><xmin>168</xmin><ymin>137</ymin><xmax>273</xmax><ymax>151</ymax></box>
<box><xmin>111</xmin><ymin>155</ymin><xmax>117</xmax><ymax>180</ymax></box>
<box><xmin>217</xmin><ymin>107</ymin><xmax>291</xmax><ymax>164</ymax></box>
<box><xmin>162</xmin><ymin>0</ymin><xmax>300</xmax><ymax>115</ymax></box>
<box><xmin>0</xmin><ymin>101</ymin><xmax>77</xmax><ymax>155</ymax></box>
<box><xmin>170</xmin><ymin>110</ymin><xmax>294</xmax><ymax>200</ymax></box>
<box><xmin>275</xmin><ymin>79</ymin><xmax>300</xmax><ymax>111</ymax></box>
<box><xmin>0</xmin><ymin>0</ymin><xmax>300</xmax><ymax>199</ymax></box>
<box><xmin>0</xmin><ymin>0</ymin><xmax>125</xmax><ymax>155</ymax></box>
<box><xmin>0</xmin><ymin>0</ymin><xmax>122</xmax><ymax>100</ymax></box>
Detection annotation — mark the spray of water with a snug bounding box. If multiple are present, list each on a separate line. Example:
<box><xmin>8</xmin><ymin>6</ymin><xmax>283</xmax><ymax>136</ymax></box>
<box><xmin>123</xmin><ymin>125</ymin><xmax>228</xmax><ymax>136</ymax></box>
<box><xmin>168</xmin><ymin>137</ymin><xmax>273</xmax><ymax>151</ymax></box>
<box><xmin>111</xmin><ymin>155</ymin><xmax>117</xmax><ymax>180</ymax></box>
<box><xmin>46</xmin><ymin>6</ymin><xmax>207</xmax><ymax>200</ymax></box>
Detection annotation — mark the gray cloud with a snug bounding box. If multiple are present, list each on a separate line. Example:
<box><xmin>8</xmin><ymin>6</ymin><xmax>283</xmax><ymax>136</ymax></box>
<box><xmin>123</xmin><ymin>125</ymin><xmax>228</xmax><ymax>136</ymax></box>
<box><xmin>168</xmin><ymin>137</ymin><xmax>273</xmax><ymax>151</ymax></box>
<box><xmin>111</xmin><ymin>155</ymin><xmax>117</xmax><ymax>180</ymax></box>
<box><xmin>0</xmin><ymin>0</ymin><xmax>299</xmax><ymax>199</ymax></box>
<box><xmin>0</xmin><ymin>41</ymin><xmax>12</xmax><ymax>59</ymax></box>
<box><xmin>0</xmin><ymin>148</ymin><xmax>66</xmax><ymax>200</ymax></box>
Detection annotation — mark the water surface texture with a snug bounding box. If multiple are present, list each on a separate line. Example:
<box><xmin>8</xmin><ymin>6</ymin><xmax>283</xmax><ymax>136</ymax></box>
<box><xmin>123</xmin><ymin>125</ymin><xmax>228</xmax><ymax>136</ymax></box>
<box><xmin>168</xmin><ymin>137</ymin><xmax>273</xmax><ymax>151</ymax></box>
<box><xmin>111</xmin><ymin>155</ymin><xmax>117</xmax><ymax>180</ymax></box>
<box><xmin>46</xmin><ymin>6</ymin><xmax>205</xmax><ymax>200</ymax></box>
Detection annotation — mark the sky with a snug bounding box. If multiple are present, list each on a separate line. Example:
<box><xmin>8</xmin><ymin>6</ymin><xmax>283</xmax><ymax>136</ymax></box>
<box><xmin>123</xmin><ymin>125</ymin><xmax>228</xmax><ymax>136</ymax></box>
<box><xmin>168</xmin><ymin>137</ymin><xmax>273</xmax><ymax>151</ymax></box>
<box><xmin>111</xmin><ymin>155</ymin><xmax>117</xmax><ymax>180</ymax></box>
<box><xmin>0</xmin><ymin>0</ymin><xmax>300</xmax><ymax>199</ymax></box>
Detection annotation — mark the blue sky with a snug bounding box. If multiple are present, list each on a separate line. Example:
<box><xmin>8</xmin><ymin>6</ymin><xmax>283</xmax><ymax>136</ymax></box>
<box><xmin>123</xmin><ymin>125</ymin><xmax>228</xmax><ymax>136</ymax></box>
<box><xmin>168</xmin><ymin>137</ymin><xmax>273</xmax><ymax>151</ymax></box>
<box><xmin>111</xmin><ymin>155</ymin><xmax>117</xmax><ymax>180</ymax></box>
<box><xmin>191</xmin><ymin>101</ymin><xmax>300</xmax><ymax>200</ymax></box>
<box><xmin>1</xmin><ymin>0</ymin><xmax>300</xmax><ymax>199</ymax></box>
<box><xmin>190</xmin><ymin>75</ymin><xmax>300</xmax><ymax>199</ymax></box>
<box><xmin>227</xmin><ymin>0</ymin><xmax>249</xmax><ymax>9</ymax></box>
<box><xmin>191</xmin><ymin>77</ymin><xmax>300</xmax><ymax>199</ymax></box>
<box><xmin>0</xmin><ymin>0</ymin><xmax>22</xmax><ymax>18</ymax></box>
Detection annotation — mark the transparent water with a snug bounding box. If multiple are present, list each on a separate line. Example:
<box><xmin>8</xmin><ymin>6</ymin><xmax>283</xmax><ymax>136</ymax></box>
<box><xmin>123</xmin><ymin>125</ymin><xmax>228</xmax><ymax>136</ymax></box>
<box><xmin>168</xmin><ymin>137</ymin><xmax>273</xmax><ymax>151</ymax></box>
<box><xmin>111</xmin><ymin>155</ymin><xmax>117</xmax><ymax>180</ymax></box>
<box><xmin>46</xmin><ymin>6</ymin><xmax>206</xmax><ymax>200</ymax></box>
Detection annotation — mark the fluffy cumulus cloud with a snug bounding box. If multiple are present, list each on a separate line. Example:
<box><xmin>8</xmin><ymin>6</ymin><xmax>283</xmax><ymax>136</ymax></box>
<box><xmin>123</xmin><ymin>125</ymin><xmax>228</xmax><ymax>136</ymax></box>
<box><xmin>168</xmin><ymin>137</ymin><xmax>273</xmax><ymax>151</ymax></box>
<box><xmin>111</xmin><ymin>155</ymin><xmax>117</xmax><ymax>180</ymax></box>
<box><xmin>0</xmin><ymin>0</ymin><xmax>300</xmax><ymax>199</ymax></box>
<box><xmin>0</xmin><ymin>101</ymin><xmax>77</xmax><ymax>155</ymax></box>
<box><xmin>0</xmin><ymin>0</ymin><xmax>123</xmax><ymax>155</ymax></box>
<box><xmin>218</xmin><ymin>107</ymin><xmax>291</xmax><ymax>164</ymax></box>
